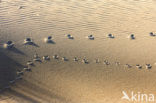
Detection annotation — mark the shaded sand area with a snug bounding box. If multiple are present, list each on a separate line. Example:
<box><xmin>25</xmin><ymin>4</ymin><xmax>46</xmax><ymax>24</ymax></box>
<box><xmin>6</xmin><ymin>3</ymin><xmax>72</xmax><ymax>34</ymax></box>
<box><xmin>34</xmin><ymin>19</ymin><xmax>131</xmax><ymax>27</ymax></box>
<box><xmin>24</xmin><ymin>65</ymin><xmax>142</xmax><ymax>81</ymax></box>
<box><xmin>1</xmin><ymin>0</ymin><xmax>156</xmax><ymax>103</ymax></box>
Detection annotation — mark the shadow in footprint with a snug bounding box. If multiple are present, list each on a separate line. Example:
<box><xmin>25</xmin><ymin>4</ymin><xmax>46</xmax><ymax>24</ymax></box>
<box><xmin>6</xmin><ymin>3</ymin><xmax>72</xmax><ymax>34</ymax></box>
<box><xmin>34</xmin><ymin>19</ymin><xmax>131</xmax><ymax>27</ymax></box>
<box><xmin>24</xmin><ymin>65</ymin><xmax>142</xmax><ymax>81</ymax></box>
<box><xmin>47</xmin><ymin>40</ymin><xmax>56</xmax><ymax>44</ymax></box>
<box><xmin>31</xmin><ymin>43</ymin><xmax>39</xmax><ymax>47</ymax></box>
<box><xmin>24</xmin><ymin>42</ymin><xmax>39</xmax><ymax>47</ymax></box>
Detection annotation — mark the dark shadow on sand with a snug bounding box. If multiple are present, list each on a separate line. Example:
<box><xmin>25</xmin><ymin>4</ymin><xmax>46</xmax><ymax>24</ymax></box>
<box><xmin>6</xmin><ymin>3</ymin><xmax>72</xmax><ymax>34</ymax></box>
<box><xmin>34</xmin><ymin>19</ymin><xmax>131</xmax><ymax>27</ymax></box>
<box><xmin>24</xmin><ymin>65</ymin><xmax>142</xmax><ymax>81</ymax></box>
<box><xmin>0</xmin><ymin>50</ymin><xmax>24</xmax><ymax>91</ymax></box>
<box><xmin>9</xmin><ymin>89</ymin><xmax>41</xmax><ymax>103</ymax></box>
<box><xmin>7</xmin><ymin>47</ymin><xmax>26</xmax><ymax>55</ymax></box>
<box><xmin>69</xmin><ymin>37</ymin><xmax>74</xmax><ymax>40</ymax></box>
<box><xmin>15</xmin><ymin>79</ymin><xmax>69</xmax><ymax>103</ymax></box>
<box><xmin>24</xmin><ymin>42</ymin><xmax>39</xmax><ymax>47</ymax></box>
<box><xmin>47</xmin><ymin>40</ymin><xmax>56</xmax><ymax>44</ymax></box>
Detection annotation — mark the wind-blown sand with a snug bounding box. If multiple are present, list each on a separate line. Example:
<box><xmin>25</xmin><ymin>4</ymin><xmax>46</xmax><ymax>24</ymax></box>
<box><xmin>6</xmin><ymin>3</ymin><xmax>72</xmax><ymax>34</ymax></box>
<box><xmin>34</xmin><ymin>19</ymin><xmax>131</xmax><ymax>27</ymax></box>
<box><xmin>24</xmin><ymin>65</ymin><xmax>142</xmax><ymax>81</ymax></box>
<box><xmin>1</xmin><ymin>0</ymin><xmax>156</xmax><ymax>103</ymax></box>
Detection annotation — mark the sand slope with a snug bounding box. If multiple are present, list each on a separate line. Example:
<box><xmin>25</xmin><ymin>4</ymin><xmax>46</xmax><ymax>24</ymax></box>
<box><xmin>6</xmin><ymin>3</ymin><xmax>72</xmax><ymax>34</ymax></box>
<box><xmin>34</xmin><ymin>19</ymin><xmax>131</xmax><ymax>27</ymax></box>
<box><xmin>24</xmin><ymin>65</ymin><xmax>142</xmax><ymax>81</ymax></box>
<box><xmin>1</xmin><ymin>0</ymin><xmax>156</xmax><ymax>103</ymax></box>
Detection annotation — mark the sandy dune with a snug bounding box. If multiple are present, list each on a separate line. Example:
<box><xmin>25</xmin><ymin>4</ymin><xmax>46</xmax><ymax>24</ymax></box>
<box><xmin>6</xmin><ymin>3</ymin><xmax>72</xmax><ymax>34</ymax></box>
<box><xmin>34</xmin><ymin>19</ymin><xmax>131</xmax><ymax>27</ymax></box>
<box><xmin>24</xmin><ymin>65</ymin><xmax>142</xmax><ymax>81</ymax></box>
<box><xmin>1</xmin><ymin>0</ymin><xmax>156</xmax><ymax>103</ymax></box>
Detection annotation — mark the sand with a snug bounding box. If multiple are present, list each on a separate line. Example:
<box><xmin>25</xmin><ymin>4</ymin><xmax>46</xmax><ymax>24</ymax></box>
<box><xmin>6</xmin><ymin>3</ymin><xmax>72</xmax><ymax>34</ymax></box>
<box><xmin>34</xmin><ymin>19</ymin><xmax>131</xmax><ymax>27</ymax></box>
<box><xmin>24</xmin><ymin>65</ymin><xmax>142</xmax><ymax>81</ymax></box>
<box><xmin>1</xmin><ymin>0</ymin><xmax>156</xmax><ymax>103</ymax></box>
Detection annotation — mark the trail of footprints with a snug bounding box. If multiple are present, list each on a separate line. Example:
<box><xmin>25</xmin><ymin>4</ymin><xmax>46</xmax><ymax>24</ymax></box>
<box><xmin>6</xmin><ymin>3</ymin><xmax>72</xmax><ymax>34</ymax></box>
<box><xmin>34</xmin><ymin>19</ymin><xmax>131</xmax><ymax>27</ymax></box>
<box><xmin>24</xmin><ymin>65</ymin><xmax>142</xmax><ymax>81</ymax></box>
<box><xmin>1</xmin><ymin>32</ymin><xmax>156</xmax><ymax>91</ymax></box>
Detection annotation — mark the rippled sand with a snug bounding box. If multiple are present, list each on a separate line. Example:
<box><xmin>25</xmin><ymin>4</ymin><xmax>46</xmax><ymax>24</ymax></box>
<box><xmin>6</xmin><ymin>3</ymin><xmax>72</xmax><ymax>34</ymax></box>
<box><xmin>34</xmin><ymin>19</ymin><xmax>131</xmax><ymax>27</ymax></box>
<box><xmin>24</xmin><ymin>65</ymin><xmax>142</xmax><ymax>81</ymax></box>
<box><xmin>1</xmin><ymin>0</ymin><xmax>156</xmax><ymax>103</ymax></box>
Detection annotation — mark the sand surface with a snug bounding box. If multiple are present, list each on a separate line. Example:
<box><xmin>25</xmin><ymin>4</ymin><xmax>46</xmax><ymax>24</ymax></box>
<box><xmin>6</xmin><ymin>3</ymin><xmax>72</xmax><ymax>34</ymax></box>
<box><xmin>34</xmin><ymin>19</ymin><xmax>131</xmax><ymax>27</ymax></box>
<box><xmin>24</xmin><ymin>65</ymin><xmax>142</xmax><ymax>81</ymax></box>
<box><xmin>1</xmin><ymin>0</ymin><xmax>156</xmax><ymax>103</ymax></box>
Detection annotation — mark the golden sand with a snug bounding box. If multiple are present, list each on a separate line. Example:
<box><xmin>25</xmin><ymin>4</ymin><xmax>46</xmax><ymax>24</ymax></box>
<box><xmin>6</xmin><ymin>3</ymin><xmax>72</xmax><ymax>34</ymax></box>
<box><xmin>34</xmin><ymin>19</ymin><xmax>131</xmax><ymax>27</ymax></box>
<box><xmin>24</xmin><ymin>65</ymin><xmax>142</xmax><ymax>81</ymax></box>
<box><xmin>1</xmin><ymin>0</ymin><xmax>156</xmax><ymax>103</ymax></box>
